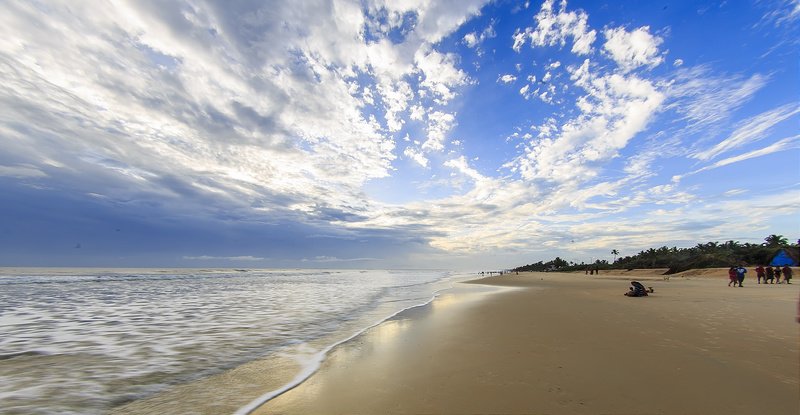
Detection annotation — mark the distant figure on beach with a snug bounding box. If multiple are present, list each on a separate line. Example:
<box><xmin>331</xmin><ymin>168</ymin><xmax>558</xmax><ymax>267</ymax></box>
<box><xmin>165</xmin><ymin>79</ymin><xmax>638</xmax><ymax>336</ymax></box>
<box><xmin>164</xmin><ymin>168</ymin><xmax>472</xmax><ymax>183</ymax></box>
<box><xmin>774</xmin><ymin>266</ymin><xmax>783</xmax><ymax>284</ymax></box>
<box><xmin>624</xmin><ymin>281</ymin><xmax>652</xmax><ymax>297</ymax></box>
<box><xmin>728</xmin><ymin>266</ymin><xmax>738</xmax><ymax>287</ymax></box>
<box><xmin>765</xmin><ymin>266</ymin><xmax>775</xmax><ymax>284</ymax></box>
<box><xmin>755</xmin><ymin>265</ymin><xmax>765</xmax><ymax>284</ymax></box>
<box><xmin>782</xmin><ymin>265</ymin><xmax>792</xmax><ymax>284</ymax></box>
<box><xmin>735</xmin><ymin>265</ymin><xmax>747</xmax><ymax>287</ymax></box>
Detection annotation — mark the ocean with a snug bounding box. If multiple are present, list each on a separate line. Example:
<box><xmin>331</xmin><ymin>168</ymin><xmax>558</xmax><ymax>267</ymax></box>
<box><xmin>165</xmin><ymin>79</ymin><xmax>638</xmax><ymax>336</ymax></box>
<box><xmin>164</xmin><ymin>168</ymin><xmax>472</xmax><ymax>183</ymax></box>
<box><xmin>0</xmin><ymin>268</ymin><xmax>470</xmax><ymax>414</ymax></box>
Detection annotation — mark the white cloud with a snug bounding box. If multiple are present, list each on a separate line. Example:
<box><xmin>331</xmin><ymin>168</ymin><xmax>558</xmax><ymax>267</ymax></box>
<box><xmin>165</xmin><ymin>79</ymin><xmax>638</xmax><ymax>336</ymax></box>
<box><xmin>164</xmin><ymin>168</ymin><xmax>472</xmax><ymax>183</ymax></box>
<box><xmin>376</xmin><ymin>79</ymin><xmax>414</xmax><ymax>132</ymax></box>
<box><xmin>515</xmin><ymin>0</ymin><xmax>597</xmax><ymax>55</ymax></box>
<box><xmin>463</xmin><ymin>20</ymin><xmax>496</xmax><ymax>48</ymax></box>
<box><xmin>602</xmin><ymin>26</ymin><xmax>664</xmax><ymax>72</ymax></box>
<box><xmin>498</xmin><ymin>74</ymin><xmax>517</xmax><ymax>83</ymax></box>
<box><xmin>404</xmin><ymin>146</ymin><xmax>429</xmax><ymax>167</ymax></box>
<box><xmin>313</xmin><ymin>1</ymin><xmax>799</xmax><ymax>265</ymax></box>
<box><xmin>414</xmin><ymin>45</ymin><xmax>469</xmax><ymax>103</ymax></box>
<box><xmin>422</xmin><ymin>111</ymin><xmax>457</xmax><ymax>152</ymax></box>
<box><xmin>519</xmin><ymin>84</ymin><xmax>531</xmax><ymax>98</ymax></box>
<box><xmin>361</xmin><ymin>86</ymin><xmax>375</xmax><ymax>105</ymax></box>
<box><xmin>511</xmin><ymin>59</ymin><xmax>665</xmax><ymax>183</ymax></box>
<box><xmin>539</xmin><ymin>86</ymin><xmax>556</xmax><ymax>103</ymax></box>
<box><xmin>512</xmin><ymin>28</ymin><xmax>531</xmax><ymax>52</ymax></box>
<box><xmin>384</xmin><ymin>0</ymin><xmax>489</xmax><ymax>44</ymax></box>
<box><xmin>673</xmin><ymin>58</ymin><xmax>684</xmax><ymax>67</ymax></box>
<box><xmin>464</xmin><ymin>32</ymin><xmax>479</xmax><ymax>47</ymax></box>
<box><xmin>409</xmin><ymin>104</ymin><xmax>426</xmax><ymax>121</ymax></box>
<box><xmin>0</xmin><ymin>0</ymin><xmax>496</xmax><ymax>234</ymax></box>
<box><xmin>444</xmin><ymin>155</ymin><xmax>484</xmax><ymax>181</ymax></box>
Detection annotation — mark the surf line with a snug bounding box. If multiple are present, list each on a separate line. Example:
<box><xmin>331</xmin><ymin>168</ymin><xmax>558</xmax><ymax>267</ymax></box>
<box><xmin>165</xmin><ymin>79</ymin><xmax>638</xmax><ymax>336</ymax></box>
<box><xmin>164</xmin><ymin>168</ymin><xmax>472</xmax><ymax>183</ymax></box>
<box><xmin>234</xmin><ymin>286</ymin><xmax>456</xmax><ymax>415</ymax></box>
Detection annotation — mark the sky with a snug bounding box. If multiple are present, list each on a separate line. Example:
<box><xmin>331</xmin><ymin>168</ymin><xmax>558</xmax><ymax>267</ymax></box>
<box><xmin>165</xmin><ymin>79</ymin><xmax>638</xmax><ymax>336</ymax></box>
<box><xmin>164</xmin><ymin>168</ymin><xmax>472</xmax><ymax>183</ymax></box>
<box><xmin>0</xmin><ymin>0</ymin><xmax>798</xmax><ymax>270</ymax></box>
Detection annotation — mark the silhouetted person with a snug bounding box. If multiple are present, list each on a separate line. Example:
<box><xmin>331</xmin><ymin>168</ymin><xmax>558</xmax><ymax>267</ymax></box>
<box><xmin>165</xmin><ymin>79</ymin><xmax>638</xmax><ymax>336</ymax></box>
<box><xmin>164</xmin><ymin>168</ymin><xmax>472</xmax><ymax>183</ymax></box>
<box><xmin>782</xmin><ymin>265</ymin><xmax>792</xmax><ymax>284</ymax></box>
<box><xmin>765</xmin><ymin>266</ymin><xmax>775</xmax><ymax>284</ymax></box>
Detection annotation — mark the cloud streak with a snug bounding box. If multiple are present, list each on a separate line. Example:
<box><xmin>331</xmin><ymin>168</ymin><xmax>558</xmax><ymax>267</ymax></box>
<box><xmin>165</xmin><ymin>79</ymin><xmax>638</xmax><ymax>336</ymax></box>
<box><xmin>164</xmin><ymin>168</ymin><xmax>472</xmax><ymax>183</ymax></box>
<box><xmin>683</xmin><ymin>135</ymin><xmax>800</xmax><ymax>178</ymax></box>
<box><xmin>692</xmin><ymin>103</ymin><xmax>800</xmax><ymax>161</ymax></box>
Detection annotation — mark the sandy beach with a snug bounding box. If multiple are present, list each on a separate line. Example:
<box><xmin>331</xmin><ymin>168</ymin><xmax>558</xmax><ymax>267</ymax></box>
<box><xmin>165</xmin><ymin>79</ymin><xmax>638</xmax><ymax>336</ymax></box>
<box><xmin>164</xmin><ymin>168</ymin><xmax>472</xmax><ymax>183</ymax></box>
<box><xmin>256</xmin><ymin>269</ymin><xmax>799</xmax><ymax>415</ymax></box>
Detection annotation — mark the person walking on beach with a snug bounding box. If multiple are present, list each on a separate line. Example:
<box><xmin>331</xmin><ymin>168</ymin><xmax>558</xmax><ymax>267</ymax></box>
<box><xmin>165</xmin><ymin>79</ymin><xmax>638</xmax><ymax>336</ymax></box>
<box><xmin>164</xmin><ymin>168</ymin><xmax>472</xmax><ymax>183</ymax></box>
<box><xmin>728</xmin><ymin>266</ymin><xmax>738</xmax><ymax>287</ymax></box>
<box><xmin>735</xmin><ymin>265</ymin><xmax>747</xmax><ymax>287</ymax></box>
<box><xmin>782</xmin><ymin>265</ymin><xmax>792</xmax><ymax>284</ymax></box>
<box><xmin>766</xmin><ymin>265</ymin><xmax>775</xmax><ymax>283</ymax></box>
<box><xmin>756</xmin><ymin>265</ymin><xmax>765</xmax><ymax>284</ymax></box>
<box><xmin>775</xmin><ymin>266</ymin><xmax>783</xmax><ymax>284</ymax></box>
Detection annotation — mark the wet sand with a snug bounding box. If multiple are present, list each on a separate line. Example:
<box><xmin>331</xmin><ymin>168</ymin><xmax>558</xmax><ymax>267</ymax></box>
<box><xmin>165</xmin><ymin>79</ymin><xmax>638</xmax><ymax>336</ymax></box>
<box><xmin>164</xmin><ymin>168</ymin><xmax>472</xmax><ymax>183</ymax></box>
<box><xmin>256</xmin><ymin>271</ymin><xmax>799</xmax><ymax>415</ymax></box>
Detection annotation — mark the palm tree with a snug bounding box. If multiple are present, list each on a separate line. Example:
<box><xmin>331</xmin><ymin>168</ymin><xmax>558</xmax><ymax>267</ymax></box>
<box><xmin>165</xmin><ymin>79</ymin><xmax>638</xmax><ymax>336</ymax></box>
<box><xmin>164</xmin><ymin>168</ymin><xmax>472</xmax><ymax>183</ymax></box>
<box><xmin>764</xmin><ymin>234</ymin><xmax>788</xmax><ymax>247</ymax></box>
<box><xmin>611</xmin><ymin>249</ymin><xmax>619</xmax><ymax>263</ymax></box>
<box><xmin>722</xmin><ymin>240</ymin><xmax>740</xmax><ymax>249</ymax></box>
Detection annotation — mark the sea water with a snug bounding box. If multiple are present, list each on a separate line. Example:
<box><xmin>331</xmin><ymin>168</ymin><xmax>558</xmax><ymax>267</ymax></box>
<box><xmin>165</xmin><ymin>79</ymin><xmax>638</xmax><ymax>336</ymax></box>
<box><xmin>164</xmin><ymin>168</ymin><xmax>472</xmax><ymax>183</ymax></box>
<box><xmin>0</xmin><ymin>268</ymin><xmax>468</xmax><ymax>414</ymax></box>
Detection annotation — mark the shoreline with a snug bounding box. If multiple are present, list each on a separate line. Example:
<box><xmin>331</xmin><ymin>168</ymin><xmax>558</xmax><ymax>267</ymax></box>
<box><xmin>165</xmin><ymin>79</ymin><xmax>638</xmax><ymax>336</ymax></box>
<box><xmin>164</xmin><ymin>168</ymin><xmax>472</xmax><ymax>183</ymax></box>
<box><xmin>231</xmin><ymin>282</ymin><xmax>492</xmax><ymax>415</ymax></box>
<box><xmin>109</xmin><ymin>271</ymin><xmax>478</xmax><ymax>415</ymax></box>
<box><xmin>256</xmin><ymin>271</ymin><xmax>799</xmax><ymax>414</ymax></box>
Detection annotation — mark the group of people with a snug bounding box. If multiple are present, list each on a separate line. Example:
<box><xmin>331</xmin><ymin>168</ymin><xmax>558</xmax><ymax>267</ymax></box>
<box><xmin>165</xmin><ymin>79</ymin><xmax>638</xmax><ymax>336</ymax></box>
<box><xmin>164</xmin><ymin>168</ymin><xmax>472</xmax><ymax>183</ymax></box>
<box><xmin>728</xmin><ymin>265</ymin><xmax>794</xmax><ymax>287</ymax></box>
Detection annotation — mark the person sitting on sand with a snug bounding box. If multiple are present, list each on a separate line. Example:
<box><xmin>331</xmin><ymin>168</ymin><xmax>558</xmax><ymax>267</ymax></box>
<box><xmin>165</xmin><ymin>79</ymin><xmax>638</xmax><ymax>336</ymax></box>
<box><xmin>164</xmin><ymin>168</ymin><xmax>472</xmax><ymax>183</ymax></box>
<box><xmin>624</xmin><ymin>281</ymin><xmax>651</xmax><ymax>297</ymax></box>
<box><xmin>755</xmin><ymin>265</ymin><xmax>765</xmax><ymax>284</ymax></box>
<box><xmin>728</xmin><ymin>266</ymin><xmax>738</xmax><ymax>287</ymax></box>
<box><xmin>775</xmin><ymin>266</ymin><xmax>783</xmax><ymax>284</ymax></box>
<box><xmin>780</xmin><ymin>265</ymin><xmax>792</xmax><ymax>284</ymax></box>
<box><xmin>766</xmin><ymin>266</ymin><xmax>775</xmax><ymax>284</ymax></box>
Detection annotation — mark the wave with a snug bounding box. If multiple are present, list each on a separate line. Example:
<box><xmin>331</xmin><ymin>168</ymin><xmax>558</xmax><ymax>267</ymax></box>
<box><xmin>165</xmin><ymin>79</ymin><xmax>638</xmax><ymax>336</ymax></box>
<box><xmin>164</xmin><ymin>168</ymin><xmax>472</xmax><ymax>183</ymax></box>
<box><xmin>0</xmin><ymin>350</ymin><xmax>48</xmax><ymax>360</ymax></box>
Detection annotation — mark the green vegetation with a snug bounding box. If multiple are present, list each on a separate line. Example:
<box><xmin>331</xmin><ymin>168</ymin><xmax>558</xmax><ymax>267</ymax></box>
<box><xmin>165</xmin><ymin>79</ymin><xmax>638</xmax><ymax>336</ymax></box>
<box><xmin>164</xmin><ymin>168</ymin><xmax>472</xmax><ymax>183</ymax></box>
<box><xmin>512</xmin><ymin>235</ymin><xmax>797</xmax><ymax>275</ymax></box>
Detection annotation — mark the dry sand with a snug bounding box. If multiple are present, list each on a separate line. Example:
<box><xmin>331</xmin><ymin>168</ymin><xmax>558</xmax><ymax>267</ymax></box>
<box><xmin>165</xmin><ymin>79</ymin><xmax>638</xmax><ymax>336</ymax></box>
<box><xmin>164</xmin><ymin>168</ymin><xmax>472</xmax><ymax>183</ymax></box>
<box><xmin>256</xmin><ymin>270</ymin><xmax>799</xmax><ymax>415</ymax></box>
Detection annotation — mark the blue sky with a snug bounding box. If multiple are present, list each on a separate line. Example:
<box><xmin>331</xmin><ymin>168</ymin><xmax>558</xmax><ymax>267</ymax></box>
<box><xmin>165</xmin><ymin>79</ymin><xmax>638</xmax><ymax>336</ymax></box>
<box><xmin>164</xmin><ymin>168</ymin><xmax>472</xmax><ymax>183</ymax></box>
<box><xmin>1</xmin><ymin>0</ymin><xmax>798</xmax><ymax>269</ymax></box>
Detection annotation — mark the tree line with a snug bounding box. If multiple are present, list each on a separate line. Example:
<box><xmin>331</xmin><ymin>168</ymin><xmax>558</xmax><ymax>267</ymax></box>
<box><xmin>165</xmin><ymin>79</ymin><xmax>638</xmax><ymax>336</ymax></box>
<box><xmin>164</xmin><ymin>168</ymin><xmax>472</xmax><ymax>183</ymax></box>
<box><xmin>512</xmin><ymin>235</ymin><xmax>796</xmax><ymax>275</ymax></box>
